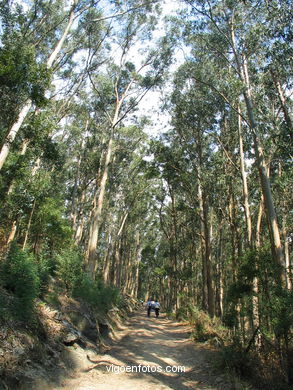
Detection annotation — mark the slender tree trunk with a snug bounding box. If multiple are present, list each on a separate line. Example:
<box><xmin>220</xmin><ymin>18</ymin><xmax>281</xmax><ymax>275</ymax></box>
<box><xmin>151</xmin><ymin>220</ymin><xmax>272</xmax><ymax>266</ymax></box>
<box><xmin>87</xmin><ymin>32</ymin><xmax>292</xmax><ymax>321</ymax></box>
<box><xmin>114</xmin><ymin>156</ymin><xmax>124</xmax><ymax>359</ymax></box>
<box><xmin>243</xmin><ymin>59</ymin><xmax>285</xmax><ymax>277</ymax></box>
<box><xmin>170</xmin><ymin>187</ymin><xmax>179</xmax><ymax>311</ymax></box>
<box><xmin>84</xmin><ymin>84</ymin><xmax>126</xmax><ymax>278</ymax></box>
<box><xmin>114</xmin><ymin>238</ymin><xmax>123</xmax><ymax>288</ymax></box>
<box><xmin>270</xmin><ymin>69</ymin><xmax>292</xmax><ymax>129</ymax></box>
<box><xmin>85</xmin><ymin>134</ymin><xmax>114</xmax><ymax>278</ymax></box>
<box><xmin>0</xmin><ymin>102</ymin><xmax>32</xmax><ymax>170</ymax></box>
<box><xmin>203</xmin><ymin>196</ymin><xmax>214</xmax><ymax>317</ymax></box>
<box><xmin>71</xmin><ymin>127</ymin><xmax>87</xmax><ymax>228</ymax></box>
<box><xmin>216</xmin><ymin>227</ymin><xmax>223</xmax><ymax>317</ymax></box>
<box><xmin>238</xmin><ymin>108</ymin><xmax>252</xmax><ymax>245</ymax></box>
<box><xmin>256</xmin><ymin>194</ymin><xmax>264</xmax><ymax>248</ymax></box>
<box><xmin>283</xmin><ymin>222</ymin><xmax>292</xmax><ymax>290</ymax></box>
<box><xmin>6</xmin><ymin>220</ymin><xmax>17</xmax><ymax>245</ymax></box>
<box><xmin>228</xmin><ymin>185</ymin><xmax>237</xmax><ymax>283</ymax></box>
<box><xmin>238</xmin><ymin>107</ymin><xmax>260</xmax><ymax>330</ymax></box>
<box><xmin>197</xmin><ymin>162</ymin><xmax>214</xmax><ymax>316</ymax></box>
<box><xmin>230</xmin><ymin>23</ymin><xmax>285</xmax><ymax>281</ymax></box>
<box><xmin>132</xmin><ymin>232</ymin><xmax>142</xmax><ymax>298</ymax></box>
<box><xmin>74</xmin><ymin>191</ymin><xmax>85</xmax><ymax>245</ymax></box>
<box><xmin>198</xmin><ymin>177</ymin><xmax>208</xmax><ymax>312</ymax></box>
<box><xmin>103</xmin><ymin>231</ymin><xmax>113</xmax><ymax>284</ymax></box>
<box><xmin>22</xmin><ymin>199</ymin><xmax>36</xmax><ymax>250</ymax></box>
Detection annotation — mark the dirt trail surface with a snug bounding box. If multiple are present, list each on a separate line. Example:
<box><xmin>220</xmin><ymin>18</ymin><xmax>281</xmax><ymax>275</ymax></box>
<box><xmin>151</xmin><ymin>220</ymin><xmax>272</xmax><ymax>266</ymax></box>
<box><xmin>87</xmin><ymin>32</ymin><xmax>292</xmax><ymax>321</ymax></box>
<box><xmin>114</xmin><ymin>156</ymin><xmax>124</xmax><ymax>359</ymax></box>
<box><xmin>55</xmin><ymin>310</ymin><xmax>230</xmax><ymax>390</ymax></box>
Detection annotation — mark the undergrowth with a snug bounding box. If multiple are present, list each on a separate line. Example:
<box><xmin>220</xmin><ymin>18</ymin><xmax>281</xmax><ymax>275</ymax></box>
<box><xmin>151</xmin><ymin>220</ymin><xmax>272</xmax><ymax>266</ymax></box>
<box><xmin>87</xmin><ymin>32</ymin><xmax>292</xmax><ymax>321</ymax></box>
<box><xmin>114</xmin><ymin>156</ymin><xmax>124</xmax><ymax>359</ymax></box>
<box><xmin>176</xmin><ymin>304</ymin><xmax>292</xmax><ymax>390</ymax></box>
<box><xmin>0</xmin><ymin>243</ymin><xmax>39</xmax><ymax>321</ymax></box>
<box><xmin>0</xmin><ymin>244</ymin><xmax>122</xmax><ymax>322</ymax></box>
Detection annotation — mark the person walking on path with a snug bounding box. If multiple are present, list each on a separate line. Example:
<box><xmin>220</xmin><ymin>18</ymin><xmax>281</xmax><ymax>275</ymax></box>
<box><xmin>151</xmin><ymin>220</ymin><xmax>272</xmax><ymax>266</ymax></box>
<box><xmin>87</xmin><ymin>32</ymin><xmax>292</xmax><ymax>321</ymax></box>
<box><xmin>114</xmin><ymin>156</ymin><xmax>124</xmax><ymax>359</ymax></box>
<box><xmin>147</xmin><ymin>298</ymin><xmax>155</xmax><ymax>317</ymax></box>
<box><xmin>154</xmin><ymin>299</ymin><xmax>160</xmax><ymax>318</ymax></box>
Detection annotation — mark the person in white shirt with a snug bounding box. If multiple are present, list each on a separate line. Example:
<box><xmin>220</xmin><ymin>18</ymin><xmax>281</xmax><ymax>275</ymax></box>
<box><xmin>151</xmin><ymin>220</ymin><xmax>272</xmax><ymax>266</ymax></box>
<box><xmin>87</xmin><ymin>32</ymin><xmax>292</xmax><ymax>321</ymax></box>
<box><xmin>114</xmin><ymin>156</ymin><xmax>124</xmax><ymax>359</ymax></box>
<box><xmin>147</xmin><ymin>298</ymin><xmax>154</xmax><ymax>317</ymax></box>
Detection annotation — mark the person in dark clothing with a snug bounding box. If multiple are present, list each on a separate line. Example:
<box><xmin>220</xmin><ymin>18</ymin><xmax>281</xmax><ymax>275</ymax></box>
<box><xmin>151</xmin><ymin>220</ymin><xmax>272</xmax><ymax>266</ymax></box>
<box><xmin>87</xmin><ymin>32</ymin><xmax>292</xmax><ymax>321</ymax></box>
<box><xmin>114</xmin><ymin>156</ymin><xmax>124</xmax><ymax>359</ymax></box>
<box><xmin>154</xmin><ymin>300</ymin><xmax>160</xmax><ymax>318</ymax></box>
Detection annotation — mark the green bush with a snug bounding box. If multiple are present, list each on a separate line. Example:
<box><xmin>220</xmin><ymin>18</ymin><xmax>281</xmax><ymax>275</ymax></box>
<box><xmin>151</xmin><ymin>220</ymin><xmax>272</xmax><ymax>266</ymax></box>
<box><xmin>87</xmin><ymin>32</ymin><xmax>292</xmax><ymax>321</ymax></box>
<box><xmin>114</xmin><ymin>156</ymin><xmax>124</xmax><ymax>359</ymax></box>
<box><xmin>0</xmin><ymin>244</ymin><xmax>39</xmax><ymax>320</ymax></box>
<box><xmin>54</xmin><ymin>248</ymin><xmax>83</xmax><ymax>292</ymax></box>
<box><xmin>185</xmin><ymin>305</ymin><xmax>228</xmax><ymax>343</ymax></box>
<box><xmin>37</xmin><ymin>254</ymin><xmax>53</xmax><ymax>295</ymax></box>
<box><xmin>73</xmin><ymin>275</ymin><xmax>121</xmax><ymax>314</ymax></box>
<box><xmin>218</xmin><ymin>342</ymin><xmax>253</xmax><ymax>377</ymax></box>
<box><xmin>176</xmin><ymin>306</ymin><xmax>190</xmax><ymax>321</ymax></box>
<box><xmin>52</xmin><ymin>249</ymin><xmax>121</xmax><ymax>313</ymax></box>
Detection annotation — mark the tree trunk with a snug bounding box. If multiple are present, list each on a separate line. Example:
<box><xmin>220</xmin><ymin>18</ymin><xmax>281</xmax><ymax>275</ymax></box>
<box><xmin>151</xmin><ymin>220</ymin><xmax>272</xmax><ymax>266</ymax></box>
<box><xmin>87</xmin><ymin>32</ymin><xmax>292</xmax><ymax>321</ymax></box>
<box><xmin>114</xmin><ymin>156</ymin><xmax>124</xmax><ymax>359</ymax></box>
<box><xmin>215</xmin><ymin>227</ymin><xmax>224</xmax><ymax>317</ymax></box>
<box><xmin>74</xmin><ymin>191</ymin><xmax>85</xmax><ymax>245</ymax></box>
<box><xmin>243</xmin><ymin>59</ymin><xmax>285</xmax><ymax>278</ymax></box>
<box><xmin>256</xmin><ymin>194</ymin><xmax>264</xmax><ymax>248</ymax></box>
<box><xmin>114</xmin><ymin>238</ymin><xmax>123</xmax><ymax>288</ymax></box>
<box><xmin>197</xmin><ymin>163</ymin><xmax>214</xmax><ymax>317</ymax></box>
<box><xmin>282</xmin><ymin>214</ymin><xmax>292</xmax><ymax>290</ymax></box>
<box><xmin>203</xmin><ymin>196</ymin><xmax>214</xmax><ymax>317</ymax></box>
<box><xmin>71</xmin><ymin>129</ymin><xmax>87</xmax><ymax>228</ymax></box>
<box><xmin>22</xmin><ymin>199</ymin><xmax>36</xmax><ymax>250</ymax></box>
<box><xmin>103</xmin><ymin>231</ymin><xmax>113</xmax><ymax>284</ymax></box>
<box><xmin>238</xmin><ymin>107</ymin><xmax>260</xmax><ymax>330</ymax></box>
<box><xmin>228</xmin><ymin>183</ymin><xmax>237</xmax><ymax>282</ymax></box>
<box><xmin>238</xmin><ymin>108</ymin><xmax>252</xmax><ymax>246</ymax></box>
<box><xmin>6</xmin><ymin>220</ymin><xmax>17</xmax><ymax>246</ymax></box>
<box><xmin>230</xmin><ymin>23</ymin><xmax>285</xmax><ymax>282</ymax></box>
<box><xmin>85</xmin><ymin>134</ymin><xmax>113</xmax><ymax>278</ymax></box>
<box><xmin>198</xmin><ymin>177</ymin><xmax>208</xmax><ymax>312</ymax></box>
<box><xmin>270</xmin><ymin>69</ymin><xmax>292</xmax><ymax>129</ymax></box>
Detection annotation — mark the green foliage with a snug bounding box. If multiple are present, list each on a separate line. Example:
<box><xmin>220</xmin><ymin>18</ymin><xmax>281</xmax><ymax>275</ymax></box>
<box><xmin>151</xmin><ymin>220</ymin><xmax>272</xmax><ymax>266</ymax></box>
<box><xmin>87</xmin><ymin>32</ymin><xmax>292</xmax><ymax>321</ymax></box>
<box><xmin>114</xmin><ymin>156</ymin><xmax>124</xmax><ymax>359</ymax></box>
<box><xmin>0</xmin><ymin>244</ymin><xmax>39</xmax><ymax>320</ymax></box>
<box><xmin>179</xmin><ymin>304</ymin><xmax>228</xmax><ymax>344</ymax></box>
<box><xmin>36</xmin><ymin>253</ymin><xmax>54</xmax><ymax>295</ymax></box>
<box><xmin>73</xmin><ymin>275</ymin><xmax>121</xmax><ymax>315</ymax></box>
<box><xmin>54</xmin><ymin>248</ymin><xmax>83</xmax><ymax>292</ymax></box>
<box><xmin>33</xmin><ymin>198</ymin><xmax>73</xmax><ymax>250</ymax></box>
<box><xmin>263</xmin><ymin>287</ymin><xmax>293</xmax><ymax>341</ymax></box>
<box><xmin>0</xmin><ymin>41</ymin><xmax>50</xmax><ymax>135</ymax></box>
<box><xmin>218</xmin><ymin>336</ymin><xmax>292</xmax><ymax>390</ymax></box>
<box><xmin>218</xmin><ymin>341</ymin><xmax>254</xmax><ymax>378</ymax></box>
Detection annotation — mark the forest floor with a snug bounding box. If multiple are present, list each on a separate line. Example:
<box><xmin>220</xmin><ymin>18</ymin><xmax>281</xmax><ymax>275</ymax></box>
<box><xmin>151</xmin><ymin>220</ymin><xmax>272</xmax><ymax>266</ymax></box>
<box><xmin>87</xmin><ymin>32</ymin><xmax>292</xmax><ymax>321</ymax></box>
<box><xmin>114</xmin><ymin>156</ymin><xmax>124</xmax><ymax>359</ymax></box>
<box><xmin>53</xmin><ymin>308</ymin><xmax>238</xmax><ymax>390</ymax></box>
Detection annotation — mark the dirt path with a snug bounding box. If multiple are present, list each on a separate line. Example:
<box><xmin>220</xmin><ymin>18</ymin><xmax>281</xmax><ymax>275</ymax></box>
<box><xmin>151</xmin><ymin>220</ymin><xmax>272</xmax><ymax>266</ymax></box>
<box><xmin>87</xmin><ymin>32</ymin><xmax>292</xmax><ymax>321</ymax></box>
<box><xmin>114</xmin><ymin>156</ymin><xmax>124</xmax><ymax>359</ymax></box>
<box><xmin>55</xmin><ymin>310</ymin><xmax>231</xmax><ymax>390</ymax></box>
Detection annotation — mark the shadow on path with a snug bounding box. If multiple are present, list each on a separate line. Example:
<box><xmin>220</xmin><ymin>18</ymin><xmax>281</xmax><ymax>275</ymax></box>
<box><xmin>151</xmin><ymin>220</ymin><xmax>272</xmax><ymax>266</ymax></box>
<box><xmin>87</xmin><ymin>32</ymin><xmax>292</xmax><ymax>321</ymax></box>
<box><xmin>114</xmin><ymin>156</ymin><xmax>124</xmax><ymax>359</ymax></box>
<box><xmin>81</xmin><ymin>309</ymin><xmax>231</xmax><ymax>390</ymax></box>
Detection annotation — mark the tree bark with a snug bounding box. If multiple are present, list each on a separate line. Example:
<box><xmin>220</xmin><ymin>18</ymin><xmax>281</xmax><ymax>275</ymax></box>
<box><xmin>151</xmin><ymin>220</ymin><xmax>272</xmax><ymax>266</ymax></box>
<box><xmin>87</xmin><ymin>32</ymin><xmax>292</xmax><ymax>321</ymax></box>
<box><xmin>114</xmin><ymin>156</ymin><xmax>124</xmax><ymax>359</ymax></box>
<box><xmin>230</xmin><ymin>23</ymin><xmax>285</xmax><ymax>282</ymax></box>
<box><xmin>71</xmin><ymin>127</ymin><xmax>87</xmax><ymax>228</ymax></box>
<box><xmin>270</xmin><ymin>69</ymin><xmax>292</xmax><ymax>129</ymax></box>
<box><xmin>85</xmin><ymin>134</ymin><xmax>114</xmax><ymax>278</ymax></box>
<box><xmin>22</xmin><ymin>199</ymin><xmax>36</xmax><ymax>250</ymax></box>
<box><xmin>238</xmin><ymin>107</ymin><xmax>252</xmax><ymax>246</ymax></box>
<box><xmin>198</xmin><ymin>176</ymin><xmax>208</xmax><ymax>312</ymax></box>
<box><xmin>197</xmin><ymin>163</ymin><xmax>214</xmax><ymax>317</ymax></box>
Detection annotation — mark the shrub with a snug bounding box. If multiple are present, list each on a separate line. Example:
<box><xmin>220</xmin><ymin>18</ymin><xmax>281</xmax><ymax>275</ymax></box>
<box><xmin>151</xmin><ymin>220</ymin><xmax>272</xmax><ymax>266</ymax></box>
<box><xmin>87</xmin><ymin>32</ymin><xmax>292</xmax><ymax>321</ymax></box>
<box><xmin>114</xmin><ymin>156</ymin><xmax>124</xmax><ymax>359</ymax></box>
<box><xmin>218</xmin><ymin>342</ymin><xmax>253</xmax><ymax>377</ymax></box>
<box><xmin>176</xmin><ymin>306</ymin><xmax>190</xmax><ymax>321</ymax></box>
<box><xmin>36</xmin><ymin>254</ymin><xmax>53</xmax><ymax>295</ymax></box>
<box><xmin>0</xmin><ymin>244</ymin><xmax>39</xmax><ymax>320</ymax></box>
<box><xmin>54</xmin><ymin>248</ymin><xmax>83</xmax><ymax>292</ymax></box>
<box><xmin>185</xmin><ymin>305</ymin><xmax>228</xmax><ymax>344</ymax></box>
<box><xmin>73</xmin><ymin>275</ymin><xmax>121</xmax><ymax>315</ymax></box>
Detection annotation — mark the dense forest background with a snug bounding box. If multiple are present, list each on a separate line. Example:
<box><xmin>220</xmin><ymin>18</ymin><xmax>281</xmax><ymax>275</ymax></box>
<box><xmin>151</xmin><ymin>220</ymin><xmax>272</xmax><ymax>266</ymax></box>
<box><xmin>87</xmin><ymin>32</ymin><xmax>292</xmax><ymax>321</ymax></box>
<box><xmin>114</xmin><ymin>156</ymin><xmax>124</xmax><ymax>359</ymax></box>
<box><xmin>0</xmin><ymin>0</ymin><xmax>292</xmax><ymax>389</ymax></box>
